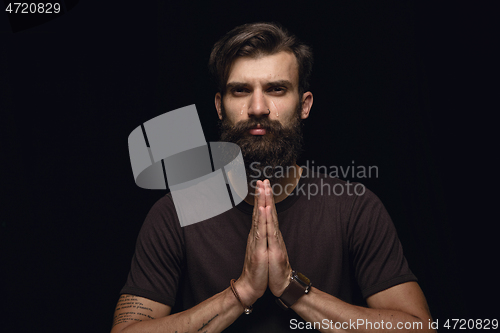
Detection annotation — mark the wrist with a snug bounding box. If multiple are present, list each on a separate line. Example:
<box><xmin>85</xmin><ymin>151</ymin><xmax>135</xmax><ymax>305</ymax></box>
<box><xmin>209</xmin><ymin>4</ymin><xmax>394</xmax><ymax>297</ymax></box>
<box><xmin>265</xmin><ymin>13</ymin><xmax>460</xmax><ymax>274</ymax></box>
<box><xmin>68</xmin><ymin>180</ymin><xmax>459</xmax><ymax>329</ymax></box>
<box><xmin>276</xmin><ymin>271</ymin><xmax>312</xmax><ymax>310</ymax></box>
<box><xmin>234</xmin><ymin>278</ymin><xmax>259</xmax><ymax>306</ymax></box>
<box><xmin>230</xmin><ymin>279</ymin><xmax>255</xmax><ymax>315</ymax></box>
<box><xmin>276</xmin><ymin>270</ymin><xmax>293</xmax><ymax>296</ymax></box>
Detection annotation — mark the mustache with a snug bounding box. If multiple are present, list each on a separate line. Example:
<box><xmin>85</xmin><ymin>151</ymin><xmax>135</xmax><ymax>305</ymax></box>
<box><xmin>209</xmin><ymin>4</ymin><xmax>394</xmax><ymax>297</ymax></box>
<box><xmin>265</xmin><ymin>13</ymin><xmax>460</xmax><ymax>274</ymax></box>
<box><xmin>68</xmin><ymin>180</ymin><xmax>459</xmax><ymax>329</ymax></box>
<box><xmin>220</xmin><ymin>117</ymin><xmax>285</xmax><ymax>137</ymax></box>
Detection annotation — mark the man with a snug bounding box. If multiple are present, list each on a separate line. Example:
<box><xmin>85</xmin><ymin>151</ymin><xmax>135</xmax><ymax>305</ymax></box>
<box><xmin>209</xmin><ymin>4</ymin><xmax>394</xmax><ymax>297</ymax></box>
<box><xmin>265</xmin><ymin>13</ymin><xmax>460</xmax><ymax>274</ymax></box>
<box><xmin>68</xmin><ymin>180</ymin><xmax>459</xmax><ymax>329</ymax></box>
<box><xmin>111</xmin><ymin>22</ymin><xmax>435</xmax><ymax>332</ymax></box>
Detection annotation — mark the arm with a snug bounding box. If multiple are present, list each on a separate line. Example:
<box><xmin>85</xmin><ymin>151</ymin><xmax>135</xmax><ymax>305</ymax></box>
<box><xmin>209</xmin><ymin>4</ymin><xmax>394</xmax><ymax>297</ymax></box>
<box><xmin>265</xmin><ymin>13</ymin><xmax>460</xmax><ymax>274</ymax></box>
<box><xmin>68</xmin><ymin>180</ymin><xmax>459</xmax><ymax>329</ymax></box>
<box><xmin>111</xmin><ymin>181</ymin><xmax>270</xmax><ymax>333</ymax></box>
<box><xmin>262</xmin><ymin>179</ymin><xmax>435</xmax><ymax>333</ymax></box>
<box><xmin>110</xmin><ymin>290</ymin><xmax>245</xmax><ymax>333</ymax></box>
<box><xmin>291</xmin><ymin>282</ymin><xmax>435</xmax><ymax>332</ymax></box>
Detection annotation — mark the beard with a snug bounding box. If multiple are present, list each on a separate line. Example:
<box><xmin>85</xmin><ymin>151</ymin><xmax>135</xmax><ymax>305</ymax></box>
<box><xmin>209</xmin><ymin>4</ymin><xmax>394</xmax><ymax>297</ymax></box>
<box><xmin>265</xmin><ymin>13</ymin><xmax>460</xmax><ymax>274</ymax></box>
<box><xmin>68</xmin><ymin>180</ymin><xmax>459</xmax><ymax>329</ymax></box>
<box><xmin>218</xmin><ymin>102</ymin><xmax>304</xmax><ymax>186</ymax></box>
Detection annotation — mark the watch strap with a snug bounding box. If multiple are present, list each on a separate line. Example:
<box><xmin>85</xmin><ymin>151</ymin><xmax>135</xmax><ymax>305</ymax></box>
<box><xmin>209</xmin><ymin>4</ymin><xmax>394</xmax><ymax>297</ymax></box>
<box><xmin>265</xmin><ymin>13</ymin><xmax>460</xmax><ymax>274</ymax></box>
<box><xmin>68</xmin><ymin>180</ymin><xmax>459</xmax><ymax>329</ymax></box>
<box><xmin>276</xmin><ymin>271</ymin><xmax>311</xmax><ymax>309</ymax></box>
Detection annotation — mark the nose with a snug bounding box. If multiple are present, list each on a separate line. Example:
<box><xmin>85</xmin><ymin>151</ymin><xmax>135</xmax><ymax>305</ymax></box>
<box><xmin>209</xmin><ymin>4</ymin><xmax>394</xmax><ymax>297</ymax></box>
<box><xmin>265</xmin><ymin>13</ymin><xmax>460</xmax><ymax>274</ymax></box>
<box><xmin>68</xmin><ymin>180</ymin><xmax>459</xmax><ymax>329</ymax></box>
<box><xmin>247</xmin><ymin>90</ymin><xmax>269</xmax><ymax>117</ymax></box>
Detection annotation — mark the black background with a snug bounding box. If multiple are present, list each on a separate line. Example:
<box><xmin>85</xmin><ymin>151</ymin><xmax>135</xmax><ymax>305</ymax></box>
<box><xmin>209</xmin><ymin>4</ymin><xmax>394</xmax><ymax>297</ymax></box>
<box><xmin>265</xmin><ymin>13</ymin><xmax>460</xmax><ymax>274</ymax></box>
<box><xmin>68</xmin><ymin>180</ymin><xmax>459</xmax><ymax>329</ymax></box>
<box><xmin>1</xmin><ymin>1</ymin><xmax>497</xmax><ymax>332</ymax></box>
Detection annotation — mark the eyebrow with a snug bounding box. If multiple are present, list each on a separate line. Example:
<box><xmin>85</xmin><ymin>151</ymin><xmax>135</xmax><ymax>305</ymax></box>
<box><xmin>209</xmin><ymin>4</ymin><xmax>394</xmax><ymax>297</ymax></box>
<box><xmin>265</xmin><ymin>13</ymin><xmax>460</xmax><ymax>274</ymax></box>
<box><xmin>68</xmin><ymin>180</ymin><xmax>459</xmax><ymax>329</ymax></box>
<box><xmin>225</xmin><ymin>80</ymin><xmax>294</xmax><ymax>92</ymax></box>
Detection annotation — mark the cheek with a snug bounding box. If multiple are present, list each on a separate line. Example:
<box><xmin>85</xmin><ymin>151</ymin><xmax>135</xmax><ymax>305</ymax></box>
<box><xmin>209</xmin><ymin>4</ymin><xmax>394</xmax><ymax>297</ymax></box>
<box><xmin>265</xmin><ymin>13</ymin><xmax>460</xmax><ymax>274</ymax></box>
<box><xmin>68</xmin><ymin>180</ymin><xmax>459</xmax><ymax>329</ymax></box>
<box><xmin>221</xmin><ymin>108</ymin><xmax>243</xmax><ymax>126</ymax></box>
<box><xmin>221</xmin><ymin>98</ymin><xmax>236</xmax><ymax>119</ymax></box>
<box><xmin>225</xmin><ymin>101</ymin><xmax>251</xmax><ymax>122</ymax></box>
<box><xmin>270</xmin><ymin>100</ymin><xmax>299</xmax><ymax>122</ymax></box>
<box><xmin>270</xmin><ymin>100</ymin><xmax>288</xmax><ymax>119</ymax></box>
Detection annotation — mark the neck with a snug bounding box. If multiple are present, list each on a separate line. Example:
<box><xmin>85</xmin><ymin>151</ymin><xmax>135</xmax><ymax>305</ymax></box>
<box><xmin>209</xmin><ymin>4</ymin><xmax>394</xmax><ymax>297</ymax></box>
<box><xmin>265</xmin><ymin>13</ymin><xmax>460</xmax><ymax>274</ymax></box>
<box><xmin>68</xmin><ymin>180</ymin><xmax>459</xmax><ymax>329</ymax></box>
<box><xmin>244</xmin><ymin>164</ymin><xmax>303</xmax><ymax>205</ymax></box>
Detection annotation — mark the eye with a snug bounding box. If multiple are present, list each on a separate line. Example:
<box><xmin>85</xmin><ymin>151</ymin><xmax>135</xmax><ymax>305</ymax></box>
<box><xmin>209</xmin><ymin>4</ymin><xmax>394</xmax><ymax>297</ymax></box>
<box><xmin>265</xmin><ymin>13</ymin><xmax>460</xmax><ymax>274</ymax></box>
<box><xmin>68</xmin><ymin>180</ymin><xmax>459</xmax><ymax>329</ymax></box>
<box><xmin>232</xmin><ymin>87</ymin><xmax>249</xmax><ymax>95</ymax></box>
<box><xmin>269</xmin><ymin>86</ymin><xmax>286</xmax><ymax>94</ymax></box>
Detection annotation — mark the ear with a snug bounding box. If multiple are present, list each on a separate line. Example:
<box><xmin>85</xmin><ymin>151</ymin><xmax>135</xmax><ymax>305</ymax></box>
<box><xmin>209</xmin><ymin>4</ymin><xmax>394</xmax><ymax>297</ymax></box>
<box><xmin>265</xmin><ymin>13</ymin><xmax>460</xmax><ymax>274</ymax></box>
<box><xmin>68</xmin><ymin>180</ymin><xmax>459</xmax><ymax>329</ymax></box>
<box><xmin>215</xmin><ymin>92</ymin><xmax>223</xmax><ymax>120</ymax></box>
<box><xmin>300</xmin><ymin>92</ymin><xmax>313</xmax><ymax>120</ymax></box>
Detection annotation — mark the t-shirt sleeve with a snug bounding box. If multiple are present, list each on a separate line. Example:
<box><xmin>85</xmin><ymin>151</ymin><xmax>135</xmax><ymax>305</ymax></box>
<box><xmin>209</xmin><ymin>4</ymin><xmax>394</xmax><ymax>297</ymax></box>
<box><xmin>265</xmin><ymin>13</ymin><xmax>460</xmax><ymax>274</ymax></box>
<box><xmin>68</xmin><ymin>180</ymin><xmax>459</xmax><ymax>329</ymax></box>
<box><xmin>346</xmin><ymin>187</ymin><xmax>417</xmax><ymax>299</ymax></box>
<box><xmin>120</xmin><ymin>194</ymin><xmax>184</xmax><ymax>306</ymax></box>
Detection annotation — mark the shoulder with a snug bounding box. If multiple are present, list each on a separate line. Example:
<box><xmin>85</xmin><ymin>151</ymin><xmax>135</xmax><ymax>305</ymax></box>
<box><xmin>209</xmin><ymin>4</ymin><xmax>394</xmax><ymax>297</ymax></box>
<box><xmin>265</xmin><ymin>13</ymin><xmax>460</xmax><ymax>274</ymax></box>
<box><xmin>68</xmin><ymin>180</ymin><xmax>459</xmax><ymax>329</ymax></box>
<box><xmin>146</xmin><ymin>192</ymin><xmax>177</xmax><ymax>220</ymax></box>
<box><xmin>139</xmin><ymin>192</ymin><xmax>183</xmax><ymax>240</ymax></box>
<box><xmin>297</xmin><ymin>169</ymin><xmax>390</xmax><ymax>229</ymax></box>
<box><xmin>297</xmin><ymin>168</ymin><xmax>380</xmax><ymax>210</ymax></box>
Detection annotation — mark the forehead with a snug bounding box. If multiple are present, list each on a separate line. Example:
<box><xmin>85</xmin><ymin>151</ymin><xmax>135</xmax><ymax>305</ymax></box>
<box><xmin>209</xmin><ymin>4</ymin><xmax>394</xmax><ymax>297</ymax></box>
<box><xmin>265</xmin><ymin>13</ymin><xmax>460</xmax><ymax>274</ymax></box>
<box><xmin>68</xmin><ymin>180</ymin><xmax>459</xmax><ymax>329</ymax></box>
<box><xmin>227</xmin><ymin>51</ymin><xmax>299</xmax><ymax>88</ymax></box>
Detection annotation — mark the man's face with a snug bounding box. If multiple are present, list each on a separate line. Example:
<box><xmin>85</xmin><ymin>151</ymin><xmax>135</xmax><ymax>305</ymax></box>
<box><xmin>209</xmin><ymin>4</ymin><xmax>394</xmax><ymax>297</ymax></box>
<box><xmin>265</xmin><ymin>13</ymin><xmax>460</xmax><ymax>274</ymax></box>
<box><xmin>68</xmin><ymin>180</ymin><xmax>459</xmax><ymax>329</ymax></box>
<box><xmin>215</xmin><ymin>51</ymin><xmax>313</xmax><ymax>185</ymax></box>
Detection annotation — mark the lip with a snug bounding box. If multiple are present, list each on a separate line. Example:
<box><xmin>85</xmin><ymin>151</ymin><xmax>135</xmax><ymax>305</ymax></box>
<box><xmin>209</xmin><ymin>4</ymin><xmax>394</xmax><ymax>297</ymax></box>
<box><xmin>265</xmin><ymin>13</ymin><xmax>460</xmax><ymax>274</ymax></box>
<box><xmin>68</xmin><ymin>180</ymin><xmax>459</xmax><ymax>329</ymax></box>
<box><xmin>249</xmin><ymin>128</ymin><xmax>266</xmax><ymax>135</ymax></box>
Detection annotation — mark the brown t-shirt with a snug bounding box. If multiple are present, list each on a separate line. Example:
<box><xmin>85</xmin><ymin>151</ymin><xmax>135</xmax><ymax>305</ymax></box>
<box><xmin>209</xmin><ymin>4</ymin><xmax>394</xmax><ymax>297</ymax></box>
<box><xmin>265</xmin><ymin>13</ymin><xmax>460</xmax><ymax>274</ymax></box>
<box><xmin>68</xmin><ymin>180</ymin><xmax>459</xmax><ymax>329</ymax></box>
<box><xmin>120</xmin><ymin>170</ymin><xmax>417</xmax><ymax>332</ymax></box>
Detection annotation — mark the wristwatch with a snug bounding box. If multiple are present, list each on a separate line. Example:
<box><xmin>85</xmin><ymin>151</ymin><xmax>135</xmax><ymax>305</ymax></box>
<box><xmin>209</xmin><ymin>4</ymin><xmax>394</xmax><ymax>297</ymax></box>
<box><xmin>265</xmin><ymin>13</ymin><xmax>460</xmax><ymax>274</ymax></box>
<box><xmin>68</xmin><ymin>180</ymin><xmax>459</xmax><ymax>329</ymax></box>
<box><xmin>276</xmin><ymin>271</ymin><xmax>312</xmax><ymax>309</ymax></box>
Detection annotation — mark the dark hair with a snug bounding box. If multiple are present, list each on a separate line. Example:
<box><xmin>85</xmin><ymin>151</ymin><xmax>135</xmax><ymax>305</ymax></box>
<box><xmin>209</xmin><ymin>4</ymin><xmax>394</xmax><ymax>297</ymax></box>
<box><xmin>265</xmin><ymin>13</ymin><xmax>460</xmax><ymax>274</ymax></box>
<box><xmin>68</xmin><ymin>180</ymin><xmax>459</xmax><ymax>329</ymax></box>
<box><xmin>208</xmin><ymin>22</ymin><xmax>313</xmax><ymax>97</ymax></box>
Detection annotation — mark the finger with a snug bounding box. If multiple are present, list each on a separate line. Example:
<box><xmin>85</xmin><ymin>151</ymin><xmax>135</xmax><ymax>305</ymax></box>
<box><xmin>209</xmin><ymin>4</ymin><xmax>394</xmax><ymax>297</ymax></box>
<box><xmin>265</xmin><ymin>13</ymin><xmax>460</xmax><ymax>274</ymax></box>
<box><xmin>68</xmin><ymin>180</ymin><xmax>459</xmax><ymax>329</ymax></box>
<box><xmin>250</xmin><ymin>181</ymin><xmax>263</xmax><ymax>243</ymax></box>
<box><xmin>266</xmin><ymin>205</ymin><xmax>280</xmax><ymax>249</ymax></box>
<box><xmin>252</xmin><ymin>181</ymin><xmax>261</xmax><ymax>219</ymax></box>
<box><xmin>264</xmin><ymin>180</ymin><xmax>279</xmax><ymax>228</ymax></box>
<box><xmin>251</xmin><ymin>182</ymin><xmax>268</xmax><ymax>244</ymax></box>
<box><xmin>264</xmin><ymin>179</ymin><xmax>273</xmax><ymax>208</ymax></box>
<box><xmin>255</xmin><ymin>206</ymin><xmax>268</xmax><ymax>251</ymax></box>
<box><xmin>257</xmin><ymin>180</ymin><xmax>266</xmax><ymax>209</ymax></box>
<box><xmin>252</xmin><ymin>180</ymin><xmax>264</xmax><ymax>228</ymax></box>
